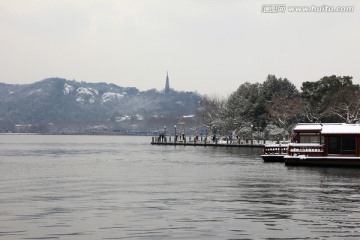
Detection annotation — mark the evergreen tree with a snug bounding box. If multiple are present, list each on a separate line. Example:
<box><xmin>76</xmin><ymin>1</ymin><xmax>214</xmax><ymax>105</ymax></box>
<box><xmin>301</xmin><ymin>75</ymin><xmax>355</xmax><ymax>122</ymax></box>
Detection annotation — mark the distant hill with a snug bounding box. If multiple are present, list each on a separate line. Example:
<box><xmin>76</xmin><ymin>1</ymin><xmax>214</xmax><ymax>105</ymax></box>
<box><xmin>0</xmin><ymin>78</ymin><xmax>202</xmax><ymax>134</ymax></box>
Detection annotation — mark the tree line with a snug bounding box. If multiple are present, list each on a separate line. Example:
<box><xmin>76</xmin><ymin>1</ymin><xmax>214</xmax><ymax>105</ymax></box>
<box><xmin>196</xmin><ymin>75</ymin><xmax>358</xmax><ymax>141</ymax></box>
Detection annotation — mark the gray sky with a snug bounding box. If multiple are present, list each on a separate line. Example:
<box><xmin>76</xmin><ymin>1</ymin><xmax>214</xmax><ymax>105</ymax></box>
<box><xmin>0</xmin><ymin>0</ymin><xmax>359</xmax><ymax>97</ymax></box>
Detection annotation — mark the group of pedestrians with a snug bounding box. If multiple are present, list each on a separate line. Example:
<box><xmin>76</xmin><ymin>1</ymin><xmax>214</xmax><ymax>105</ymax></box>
<box><xmin>174</xmin><ymin>132</ymin><xmax>186</xmax><ymax>142</ymax></box>
<box><xmin>158</xmin><ymin>132</ymin><xmax>166</xmax><ymax>142</ymax></box>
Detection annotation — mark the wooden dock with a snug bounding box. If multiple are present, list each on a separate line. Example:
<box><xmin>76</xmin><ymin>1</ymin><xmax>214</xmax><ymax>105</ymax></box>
<box><xmin>151</xmin><ymin>137</ymin><xmax>264</xmax><ymax>148</ymax></box>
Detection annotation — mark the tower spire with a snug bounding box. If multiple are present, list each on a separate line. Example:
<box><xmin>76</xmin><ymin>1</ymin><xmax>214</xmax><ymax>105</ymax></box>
<box><xmin>165</xmin><ymin>71</ymin><xmax>170</xmax><ymax>95</ymax></box>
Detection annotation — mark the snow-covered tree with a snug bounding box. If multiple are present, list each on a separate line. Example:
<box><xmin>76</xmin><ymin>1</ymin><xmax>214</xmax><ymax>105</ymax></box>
<box><xmin>196</xmin><ymin>95</ymin><xmax>226</xmax><ymax>135</ymax></box>
<box><xmin>328</xmin><ymin>86</ymin><xmax>360</xmax><ymax>123</ymax></box>
<box><xmin>267</xmin><ymin>94</ymin><xmax>301</xmax><ymax>140</ymax></box>
<box><xmin>221</xmin><ymin>82</ymin><xmax>265</xmax><ymax>132</ymax></box>
<box><xmin>301</xmin><ymin>75</ymin><xmax>355</xmax><ymax>123</ymax></box>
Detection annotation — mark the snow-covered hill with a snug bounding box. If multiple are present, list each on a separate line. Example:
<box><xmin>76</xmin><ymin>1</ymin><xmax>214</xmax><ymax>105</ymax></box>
<box><xmin>0</xmin><ymin>78</ymin><xmax>201</xmax><ymax>133</ymax></box>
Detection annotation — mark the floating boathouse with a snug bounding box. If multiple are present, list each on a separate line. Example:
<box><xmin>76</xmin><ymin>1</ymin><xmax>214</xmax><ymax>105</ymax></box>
<box><xmin>263</xmin><ymin>123</ymin><xmax>360</xmax><ymax>167</ymax></box>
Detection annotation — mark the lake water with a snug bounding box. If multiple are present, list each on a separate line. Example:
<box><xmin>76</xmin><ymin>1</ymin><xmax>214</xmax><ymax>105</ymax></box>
<box><xmin>0</xmin><ymin>135</ymin><xmax>360</xmax><ymax>239</ymax></box>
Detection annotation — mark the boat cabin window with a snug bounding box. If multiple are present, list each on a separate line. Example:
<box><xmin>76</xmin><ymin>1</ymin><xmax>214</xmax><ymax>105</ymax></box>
<box><xmin>328</xmin><ymin>136</ymin><xmax>356</xmax><ymax>154</ymax></box>
<box><xmin>299</xmin><ymin>134</ymin><xmax>323</xmax><ymax>144</ymax></box>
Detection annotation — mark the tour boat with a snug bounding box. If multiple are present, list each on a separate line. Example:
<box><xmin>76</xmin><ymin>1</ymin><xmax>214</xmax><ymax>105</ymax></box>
<box><xmin>284</xmin><ymin>123</ymin><xmax>360</xmax><ymax>167</ymax></box>
<box><xmin>262</xmin><ymin>123</ymin><xmax>360</xmax><ymax>167</ymax></box>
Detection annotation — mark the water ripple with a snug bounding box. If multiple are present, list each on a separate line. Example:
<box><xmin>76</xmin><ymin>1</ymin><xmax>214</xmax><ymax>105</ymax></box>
<box><xmin>0</xmin><ymin>135</ymin><xmax>360</xmax><ymax>239</ymax></box>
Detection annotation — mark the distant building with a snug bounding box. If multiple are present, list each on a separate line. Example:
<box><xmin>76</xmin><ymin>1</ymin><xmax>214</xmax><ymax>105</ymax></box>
<box><xmin>165</xmin><ymin>72</ymin><xmax>170</xmax><ymax>96</ymax></box>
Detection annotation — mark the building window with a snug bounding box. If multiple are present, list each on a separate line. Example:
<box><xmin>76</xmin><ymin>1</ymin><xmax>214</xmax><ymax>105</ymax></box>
<box><xmin>328</xmin><ymin>136</ymin><xmax>356</xmax><ymax>154</ymax></box>
<box><xmin>342</xmin><ymin>136</ymin><xmax>356</xmax><ymax>154</ymax></box>
<box><xmin>299</xmin><ymin>134</ymin><xmax>321</xmax><ymax>144</ymax></box>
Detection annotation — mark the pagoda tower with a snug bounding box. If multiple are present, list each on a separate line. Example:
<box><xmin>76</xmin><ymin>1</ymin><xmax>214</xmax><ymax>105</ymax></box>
<box><xmin>165</xmin><ymin>71</ymin><xmax>170</xmax><ymax>95</ymax></box>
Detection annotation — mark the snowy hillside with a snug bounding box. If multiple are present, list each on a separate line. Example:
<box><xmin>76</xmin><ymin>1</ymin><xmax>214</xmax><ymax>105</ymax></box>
<box><xmin>0</xmin><ymin>77</ymin><xmax>201</xmax><ymax>133</ymax></box>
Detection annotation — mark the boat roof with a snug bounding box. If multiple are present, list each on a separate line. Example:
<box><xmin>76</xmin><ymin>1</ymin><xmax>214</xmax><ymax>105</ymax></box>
<box><xmin>321</xmin><ymin>124</ymin><xmax>360</xmax><ymax>134</ymax></box>
<box><xmin>293</xmin><ymin>124</ymin><xmax>322</xmax><ymax>132</ymax></box>
<box><xmin>293</xmin><ymin>123</ymin><xmax>360</xmax><ymax>134</ymax></box>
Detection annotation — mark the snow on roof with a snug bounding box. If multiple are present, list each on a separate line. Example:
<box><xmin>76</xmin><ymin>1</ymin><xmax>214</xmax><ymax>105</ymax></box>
<box><xmin>293</xmin><ymin>123</ymin><xmax>360</xmax><ymax>134</ymax></box>
<box><xmin>293</xmin><ymin>124</ymin><xmax>322</xmax><ymax>131</ymax></box>
<box><xmin>321</xmin><ymin>124</ymin><xmax>360</xmax><ymax>134</ymax></box>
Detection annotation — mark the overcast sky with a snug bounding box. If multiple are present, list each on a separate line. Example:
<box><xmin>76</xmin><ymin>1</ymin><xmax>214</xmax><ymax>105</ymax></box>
<box><xmin>0</xmin><ymin>0</ymin><xmax>359</xmax><ymax>97</ymax></box>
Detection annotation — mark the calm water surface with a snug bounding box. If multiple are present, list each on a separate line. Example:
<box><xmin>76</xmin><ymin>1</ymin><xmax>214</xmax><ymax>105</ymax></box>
<box><xmin>0</xmin><ymin>135</ymin><xmax>359</xmax><ymax>239</ymax></box>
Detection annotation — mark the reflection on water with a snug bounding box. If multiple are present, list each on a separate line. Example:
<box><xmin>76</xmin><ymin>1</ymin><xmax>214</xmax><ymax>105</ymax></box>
<box><xmin>0</xmin><ymin>135</ymin><xmax>359</xmax><ymax>239</ymax></box>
